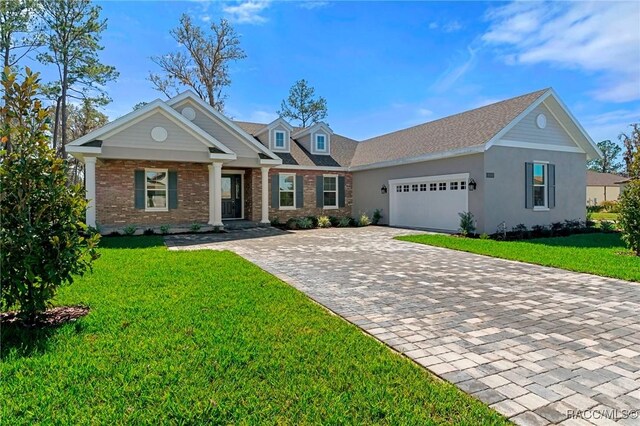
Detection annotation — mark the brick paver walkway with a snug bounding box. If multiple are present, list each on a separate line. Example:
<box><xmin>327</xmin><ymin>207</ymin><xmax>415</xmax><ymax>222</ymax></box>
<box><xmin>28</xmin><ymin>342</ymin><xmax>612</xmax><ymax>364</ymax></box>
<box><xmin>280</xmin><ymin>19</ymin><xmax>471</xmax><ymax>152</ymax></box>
<box><xmin>167</xmin><ymin>227</ymin><xmax>640</xmax><ymax>425</ymax></box>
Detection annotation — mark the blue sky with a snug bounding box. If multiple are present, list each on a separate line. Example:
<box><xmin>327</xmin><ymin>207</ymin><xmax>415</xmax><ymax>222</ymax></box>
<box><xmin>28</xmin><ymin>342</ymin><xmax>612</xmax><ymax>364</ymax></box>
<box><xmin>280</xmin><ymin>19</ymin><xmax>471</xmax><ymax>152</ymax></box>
<box><xmin>43</xmin><ymin>1</ymin><xmax>640</xmax><ymax>143</ymax></box>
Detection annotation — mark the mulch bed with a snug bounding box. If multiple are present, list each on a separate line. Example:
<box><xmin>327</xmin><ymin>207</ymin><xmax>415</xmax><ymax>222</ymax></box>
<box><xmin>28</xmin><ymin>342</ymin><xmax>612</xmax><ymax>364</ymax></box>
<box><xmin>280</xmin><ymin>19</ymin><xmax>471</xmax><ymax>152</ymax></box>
<box><xmin>1</xmin><ymin>305</ymin><xmax>89</xmax><ymax>328</ymax></box>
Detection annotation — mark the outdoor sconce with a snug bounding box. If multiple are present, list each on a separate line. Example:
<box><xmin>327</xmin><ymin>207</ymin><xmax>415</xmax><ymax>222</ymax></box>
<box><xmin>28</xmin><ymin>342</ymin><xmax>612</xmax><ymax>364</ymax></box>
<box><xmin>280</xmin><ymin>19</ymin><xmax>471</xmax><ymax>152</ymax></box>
<box><xmin>468</xmin><ymin>178</ymin><xmax>477</xmax><ymax>191</ymax></box>
<box><xmin>381</xmin><ymin>184</ymin><xmax>388</xmax><ymax>194</ymax></box>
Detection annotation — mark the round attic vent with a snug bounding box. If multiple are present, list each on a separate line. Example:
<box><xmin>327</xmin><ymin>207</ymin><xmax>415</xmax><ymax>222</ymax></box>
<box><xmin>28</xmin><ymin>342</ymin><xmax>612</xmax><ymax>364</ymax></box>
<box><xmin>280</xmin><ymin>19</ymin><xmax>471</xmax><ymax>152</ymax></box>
<box><xmin>181</xmin><ymin>107</ymin><xmax>196</xmax><ymax>121</ymax></box>
<box><xmin>536</xmin><ymin>113</ymin><xmax>547</xmax><ymax>129</ymax></box>
<box><xmin>151</xmin><ymin>126</ymin><xmax>168</xmax><ymax>142</ymax></box>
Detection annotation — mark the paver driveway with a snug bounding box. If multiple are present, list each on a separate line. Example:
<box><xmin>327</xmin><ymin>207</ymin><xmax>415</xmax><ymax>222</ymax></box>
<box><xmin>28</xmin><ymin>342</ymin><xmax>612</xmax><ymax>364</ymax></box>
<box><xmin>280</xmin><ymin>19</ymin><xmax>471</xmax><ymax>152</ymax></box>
<box><xmin>167</xmin><ymin>227</ymin><xmax>640</xmax><ymax>425</ymax></box>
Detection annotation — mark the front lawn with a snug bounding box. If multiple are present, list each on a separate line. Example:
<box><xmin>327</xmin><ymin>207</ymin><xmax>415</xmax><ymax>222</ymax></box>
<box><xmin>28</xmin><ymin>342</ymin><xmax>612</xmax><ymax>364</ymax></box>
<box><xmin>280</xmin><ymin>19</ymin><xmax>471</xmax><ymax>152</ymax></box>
<box><xmin>591</xmin><ymin>212</ymin><xmax>619</xmax><ymax>221</ymax></box>
<box><xmin>397</xmin><ymin>233</ymin><xmax>640</xmax><ymax>282</ymax></box>
<box><xmin>1</xmin><ymin>237</ymin><xmax>508</xmax><ymax>425</ymax></box>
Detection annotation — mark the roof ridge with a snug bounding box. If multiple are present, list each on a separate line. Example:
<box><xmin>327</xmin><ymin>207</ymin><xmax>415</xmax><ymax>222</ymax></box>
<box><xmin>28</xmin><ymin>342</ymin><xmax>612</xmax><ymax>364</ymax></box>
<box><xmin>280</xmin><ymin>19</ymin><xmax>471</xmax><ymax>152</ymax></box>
<box><xmin>360</xmin><ymin>88</ymin><xmax>550</xmax><ymax>144</ymax></box>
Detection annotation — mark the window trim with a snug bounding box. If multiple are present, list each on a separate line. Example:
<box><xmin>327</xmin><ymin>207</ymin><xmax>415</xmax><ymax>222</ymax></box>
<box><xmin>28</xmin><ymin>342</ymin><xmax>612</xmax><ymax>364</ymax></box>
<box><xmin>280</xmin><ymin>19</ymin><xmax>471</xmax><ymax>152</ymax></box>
<box><xmin>144</xmin><ymin>168</ymin><xmax>169</xmax><ymax>212</ymax></box>
<box><xmin>274</xmin><ymin>130</ymin><xmax>286</xmax><ymax>149</ymax></box>
<box><xmin>533</xmin><ymin>162</ymin><xmax>549</xmax><ymax>211</ymax></box>
<box><xmin>278</xmin><ymin>173</ymin><xmax>296</xmax><ymax>210</ymax></box>
<box><xmin>322</xmin><ymin>174</ymin><xmax>338</xmax><ymax>209</ymax></box>
<box><xmin>314</xmin><ymin>133</ymin><xmax>329</xmax><ymax>153</ymax></box>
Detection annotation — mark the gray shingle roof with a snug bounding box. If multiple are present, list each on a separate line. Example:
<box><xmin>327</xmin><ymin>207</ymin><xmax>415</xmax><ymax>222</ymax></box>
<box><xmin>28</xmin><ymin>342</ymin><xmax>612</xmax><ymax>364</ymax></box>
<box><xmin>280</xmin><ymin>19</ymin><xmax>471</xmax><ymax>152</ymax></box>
<box><xmin>350</xmin><ymin>89</ymin><xmax>549</xmax><ymax>168</ymax></box>
<box><xmin>587</xmin><ymin>171</ymin><xmax>626</xmax><ymax>186</ymax></box>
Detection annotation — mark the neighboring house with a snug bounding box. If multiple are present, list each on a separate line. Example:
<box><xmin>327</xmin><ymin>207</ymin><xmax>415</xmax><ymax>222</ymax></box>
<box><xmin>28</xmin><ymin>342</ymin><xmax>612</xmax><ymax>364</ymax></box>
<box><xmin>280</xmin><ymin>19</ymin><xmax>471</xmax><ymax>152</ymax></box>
<box><xmin>586</xmin><ymin>171</ymin><xmax>627</xmax><ymax>205</ymax></box>
<box><xmin>68</xmin><ymin>88</ymin><xmax>601</xmax><ymax>234</ymax></box>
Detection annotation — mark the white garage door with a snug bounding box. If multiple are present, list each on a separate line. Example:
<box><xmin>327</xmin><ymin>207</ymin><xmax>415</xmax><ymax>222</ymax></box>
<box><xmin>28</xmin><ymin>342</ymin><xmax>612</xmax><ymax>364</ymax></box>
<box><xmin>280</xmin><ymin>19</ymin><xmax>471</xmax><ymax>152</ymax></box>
<box><xmin>389</xmin><ymin>173</ymin><xmax>469</xmax><ymax>231</ymax></box>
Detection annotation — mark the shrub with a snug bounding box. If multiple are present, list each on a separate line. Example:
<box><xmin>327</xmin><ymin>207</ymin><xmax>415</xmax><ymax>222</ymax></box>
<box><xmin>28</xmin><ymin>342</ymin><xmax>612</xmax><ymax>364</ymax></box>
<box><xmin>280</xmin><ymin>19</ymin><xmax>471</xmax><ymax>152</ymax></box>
<box><xmin>297</xmin><ymin>217</ymin><xmax>313</xmax><ymax>229</ymax></box>
<box><xmin>550</xmin><ymin>222</ymin><xmax>566</xmax><ymax>236</ymax></box>
<box><xmin>317</xmin><ymin>215</ymin><xmax>332</xmax><ymax>228</ymax></box>
<box><xmin>160</xmin><ymin>225</ymin><xmax>170</xmax><ymax>235</ymax></box>
<box><xmin>143</xmin><ymin>228</ymin><xmax>156</xmax><ymax>236</ymax></box>
<box><xmin>479</xmin><ymin>233</ymin><xmax>490</xmax><ymax>240</ymax></box>
<box><xmin>338</xmin><ymin>217</ymin><xmax>353</xmax><ymax>227</ymax></box>
<box><xmin>123</xmin><ymin>225</ymin><xmax>137</xmax><ymax>236</ymax></box>
<box><xmin>599</xmin><ymin>200</ymin><xmax>619</xmax><ymax>213</ymax></box>
<box><xmin>600</xmin><ymin>220</ymin><xmax>616</xmax><ymax>233</ymax></box>
<box><xmin>190</xmin><ymin>223</ymin><xmax>202</xmax><ymax>232</ymax></box>
<box><xmin>108</xmin><ymin>231</ymin><xmax>121</xmax><ymax>237</ymax></box>
<box><xmin>564</xmin><ymin>219</ymin><xmax>581</xmax><ymax>232</ymax></box>
<box><xmin>358</xmin><ymin>213</ymin><xmax>371</xmax><ymax>227</ymax></box>
<box><xmin>372</xmin><ymin>209</ymin><xmax>383</xmax><ymax>225</ymax></box>
<box><xmin>285</xmin><ymin>218</ymin><xmax>299</xmax><ymax>230</ymax></box>
<box><xmin>458</xmin><ymin>212</ymin><xmax>476</xmax><ymax>236</ymax></box>
<box><xmin>618</xmin><ymin>180</ymin><xmax>640</xmax><ymax>255</ymax></box>
<box><xmin>0</xmin><ymin>68</ymin><xmax>99</xmax><ymax>319</ymax></box>
<box><xmin>587</xmin><ymin>205</ymin><xmax>603</xmax><ymax>213</ymax></box>
<box><xmin>305</xmin><ymin>216</ymin><xmax>318</xmax><ymax>228</ymax></box>
<box><xmin>270</xmin><ymin>216</ymin><xmax>280</xmax><ymax>226</ymax></box>
<box><xmin>328</xmin><ymin>216</ymin><xmax>340</xmax><ymax>227</ymax></box>
<box><xmin>531</xmin><ymin>224</ymin><xmax>551</xmax><ymax>238</ymax></box>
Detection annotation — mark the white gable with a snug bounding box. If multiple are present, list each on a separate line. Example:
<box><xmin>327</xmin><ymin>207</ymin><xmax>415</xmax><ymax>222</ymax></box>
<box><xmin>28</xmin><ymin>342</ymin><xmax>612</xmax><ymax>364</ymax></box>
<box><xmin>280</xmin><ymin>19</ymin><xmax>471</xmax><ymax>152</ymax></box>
<box><xmin>502</xmin><ymin>103</ymin><xmax>575</xmax><ymax>148</ymax></box>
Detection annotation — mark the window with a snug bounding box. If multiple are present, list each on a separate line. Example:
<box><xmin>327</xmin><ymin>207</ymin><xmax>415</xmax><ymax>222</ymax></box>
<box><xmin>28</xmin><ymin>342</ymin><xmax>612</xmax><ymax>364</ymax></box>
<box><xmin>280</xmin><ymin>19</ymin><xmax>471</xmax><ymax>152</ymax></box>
<box><xmin>450</xmin><ymin>182</ymin><xmax>459</xmax><ymax>190</ymax></box>
<box><xmin>274</xmin><ymin>131</ymin><xmax>286</xmax><ymax>149</ymax></box>
<box><xmin>279</xmin><ymin>174</ymin><xmax>295</xmax><ymax>208</ymax></box>
<box><xmin>439</xmin><ymin>182</ymin><xmax>446</xmax><ymax>191</ymax></box>
<box><xmin>412</xmin><ymin>184</ymin><xmax>418</xmax><ymax>192</ymax></box>
<box><xmin>430</xmin><ymin>183</ymin><xmax>437</xmax><ymax>191</ymax></box>
<box><xmin>460</xmin><ymin>181</ymin><xmax>467</xmax><ymax>190</ymax></box>
<box><xmin>145</xmin><ymin>169</ymin><xmax>168</xmax><ymax>211</ymax></box>
<box><xmin>403</xmin><ymin>184</ymin><xmax>410</xmax><ymax>192</ymax></box>
<box><xmin>396</xmin><ymin>185</ymin><xmax>403</xmax><ymax>193</ymax></box>
<box><xmin>420</xmin><ymin>183</ymin><xmax>427</xmax><ymax>191</ymax></box>
<box><xmin>323</xmin><ymin>175</ymin><xmax>338</xmax><ymax>208</ymax></box>
<box><xmin>533</xmin><ymin>163</ymin><xmax>547</xmax><ymax>208</ymax></box>
<box><xmin>315</xmin><ymin>134</ymin><xmax>326</xmax><ymax>152</ymax></box>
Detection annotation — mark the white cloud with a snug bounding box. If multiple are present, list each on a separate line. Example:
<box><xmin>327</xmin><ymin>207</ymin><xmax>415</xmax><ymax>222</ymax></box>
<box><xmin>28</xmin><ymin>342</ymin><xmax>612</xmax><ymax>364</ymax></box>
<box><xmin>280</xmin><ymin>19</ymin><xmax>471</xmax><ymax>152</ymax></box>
<box><xmin>298</xmin><ymin>1</ymin><xmax>329</xmax><ymax>10</ymax></box>
<box><xmin>431</xmin><ymin>46</ymin><xmax>479</xmax><ymax>93</ymax></box>
<box><xmin>482</xmin><ymin>1</ymin><xmax>640</xmax><ymax>103</ymax></box>
<box><xmin>428</xmin><ymin>22</ymin><xmax>439</xmax><ymax>30</ymax></box>
<box><xmin>582</xmin><ymin>108</ymin><xmax>640</xmax><ymax>142</ymax></box>
<box><xmin>223</xmin><ymin>1</ymin><xmax>271</xmax><ymax>24</ymax></box>
<box><xmin>417</xmin><ymin>108</ymin><xmax>433</xmax><ymax>117</ymax></box>
<box><xmin>429</xmin><ymin>20</ymin><xmax>463</xmax><ymax>32</ymax></box>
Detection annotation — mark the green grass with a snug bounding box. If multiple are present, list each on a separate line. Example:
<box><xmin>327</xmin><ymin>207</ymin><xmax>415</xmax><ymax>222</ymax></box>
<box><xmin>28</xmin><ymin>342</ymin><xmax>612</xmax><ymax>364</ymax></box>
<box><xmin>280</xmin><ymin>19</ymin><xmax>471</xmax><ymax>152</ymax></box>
<box><xmin>591</xmin><ymin>212</ymin><xmax>619</xmax><ymax>221</ymax></box>
<box><xmin>1</xmin><ymin>236</ymin><xmax>508</xmax><ymax>425</ymax></box>
<box><xmin>397</xmin><ymin>233</ymin><xmax>640</xmax><ymax>282</ymax></box>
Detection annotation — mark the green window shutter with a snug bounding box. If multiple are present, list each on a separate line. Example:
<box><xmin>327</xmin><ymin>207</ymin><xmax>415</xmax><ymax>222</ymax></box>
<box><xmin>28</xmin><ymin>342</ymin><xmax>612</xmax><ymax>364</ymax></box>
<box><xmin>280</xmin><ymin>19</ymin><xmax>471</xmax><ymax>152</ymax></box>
<box><xmin>548</xmin><ymin>164</ymin><xmax>556</xmax><ymax>208</ymax></box>
<box><xmin>525</xmin><ymin>162</ymin><xmax>533</xmax><ymax>209</ymax></box>
<box><xmin>295</xmin><ymin>175</ymin><xmax>304</xmax><ymax>208</ymax></box>
<box><xmin>271</xmin><ymin>173</ymin><xmax>279</xmax><ymax>209</ymax></box>
<box><xmin>134</xmin><ymin>170</ymin><xmax>145</xmax><ymax>209</ymax></box>
<box><xmin>316</xmin><ymin>176</ymin><xmax>323</xmax><ymax>207</ymax></box>
<box><xmin>338</xmin><ymin>176</ymin><xmax>346</xmax><ymax>208</ymax></box>
<box><xmin>168</xmin><ymin>171</ymin><xmax>178</xmax><ymax>209</ymax></box>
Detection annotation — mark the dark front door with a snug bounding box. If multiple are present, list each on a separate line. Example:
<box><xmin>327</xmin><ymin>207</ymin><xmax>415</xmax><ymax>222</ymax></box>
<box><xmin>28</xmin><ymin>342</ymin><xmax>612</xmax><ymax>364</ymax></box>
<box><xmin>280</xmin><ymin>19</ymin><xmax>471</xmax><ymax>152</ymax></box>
<box><xmin>221</xmin><ymin>174</ymin><xmax>242</xmax><ymax>219</ymax></box>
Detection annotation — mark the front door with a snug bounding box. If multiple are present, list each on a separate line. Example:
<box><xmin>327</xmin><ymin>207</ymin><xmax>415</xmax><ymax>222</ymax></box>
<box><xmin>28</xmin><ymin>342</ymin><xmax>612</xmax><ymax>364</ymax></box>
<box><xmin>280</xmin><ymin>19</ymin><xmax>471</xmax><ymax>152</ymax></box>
<box><xmin>221</xmin><ymin>174</ymin><xmax>242</xmax><ymax>219</ymax></box>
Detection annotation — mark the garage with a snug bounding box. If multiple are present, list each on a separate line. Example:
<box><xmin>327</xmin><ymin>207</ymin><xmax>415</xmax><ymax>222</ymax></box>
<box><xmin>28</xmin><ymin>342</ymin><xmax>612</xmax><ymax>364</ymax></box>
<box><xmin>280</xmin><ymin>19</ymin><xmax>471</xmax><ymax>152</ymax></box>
<box><xmin>389</xmin><ymin>173</ymin><xmax>469</xmax><ymax>231</ymax></box>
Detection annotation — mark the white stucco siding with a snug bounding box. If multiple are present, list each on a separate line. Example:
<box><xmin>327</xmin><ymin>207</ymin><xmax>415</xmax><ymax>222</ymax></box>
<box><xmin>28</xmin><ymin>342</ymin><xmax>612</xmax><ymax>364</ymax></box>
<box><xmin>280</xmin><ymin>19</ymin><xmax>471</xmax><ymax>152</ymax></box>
<box><xmin>172</xmin><ymin>99</ymin><xmax>259</xmax><ymax>159</ymax></box>
<box><xmin>502</xmin><ymin>104</ymin><xmax>576</xmax><ymax>148</ymax></box>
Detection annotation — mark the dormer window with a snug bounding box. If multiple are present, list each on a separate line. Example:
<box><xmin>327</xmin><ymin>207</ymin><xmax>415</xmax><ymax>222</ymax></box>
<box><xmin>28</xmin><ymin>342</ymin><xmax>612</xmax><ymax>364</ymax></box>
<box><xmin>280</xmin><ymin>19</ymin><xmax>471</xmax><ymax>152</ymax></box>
<box><xmin>275</xmin><ymin>131</ymin><xmax>285</xmax><ymax>149</ymax></box>
<box><xmin>316</xmin><ymin>134</ymin><xmax>327</xmax><ymax>152</ymax></box>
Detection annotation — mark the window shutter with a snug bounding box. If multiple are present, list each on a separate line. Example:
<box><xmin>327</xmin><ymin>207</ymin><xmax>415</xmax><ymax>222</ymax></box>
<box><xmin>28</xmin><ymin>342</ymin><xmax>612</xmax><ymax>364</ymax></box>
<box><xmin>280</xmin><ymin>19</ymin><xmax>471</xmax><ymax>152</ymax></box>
<box><xmin>168</xmin><ymin>171</ymin><xmax>178</xmax><ymax>209</ymax></box>
<box><xmin>134</xmin><ymin>170</ymin><xmax>145</xmax><ymax>209</ymax></box>
<box><xmin>338</xmin><ymin>176</ymin><xmax>346</xmax><ymax>208</ymax></box>
<box><xmin>271</xmin><ymin>173</ymin><xmax>279</xmax><ymax>209</ymax></box>
<box><xmin>316</xmin><ymin>176</ymin><xmax>323</xmax><ymax>207</ymax></box>
<box><xmin>548</xmin><ymin>164</ymin><xmax>556</xmax><ymax>208</ymax></box>
<box><xmin>295</xmin><ymin>175</ymin><xmax>304</xmax><ymax>208</ymax></box>
<box><xmin>525</xmin><ymin>162</ymin><xmax>533</xmax><ymax>209</ymax></box>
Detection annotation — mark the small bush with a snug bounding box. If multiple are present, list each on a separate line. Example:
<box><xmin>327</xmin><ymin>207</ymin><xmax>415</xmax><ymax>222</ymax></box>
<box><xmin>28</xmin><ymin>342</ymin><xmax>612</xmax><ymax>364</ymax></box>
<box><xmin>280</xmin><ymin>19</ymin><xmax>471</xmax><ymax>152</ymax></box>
<box><xmin>479</xmin><ymin>233</ymin><xmax>490</xmax><ymax>240</ymax></box>
<box><xmin>270</xmin><ymin>216</ymin><xmax>280</xmax><ymax>226</ymax></box>
<box><xmin>600</xmin><ymin>220</ymin><xmax>616</xmax><ymax>233</ymax></box>
<box><xmin>108</xmin><ymin>231</ymin><xmax>121</xmax><ymax>237</ymax></box>
<box><xmin>123</xmin><ymin>225</ymin><xmax>137</xmax><ymax>236</ymax></box>
<box><xmin>458</xmin><ymin>211</ymin><xmax>476</xmax><ymax>236</ymax></box>
<box><xmin>286</xmin><ymin>218</ymin><xmax>299</xmax><ymax>230</ymax></box>
<box><xmin>305</xmin><ymin>216</ymin><xmax>319</xmax><ymax>228</ymax></box>
<box><xmin>511</xmin><ymin>224</ymin><xmax>529</xmax><ymax>240</ymax></box>
<box><xmin>372</xmin><ymin>209</ymin><xmax>383</xmax><ymax>225</ymax></box>
<box><xmin>297</xmin><ymin>217</ymin><xmax>314</xmax><ymax>229</ymax></box>
<box><xmin>328</xmin><ymin>216</ymin><xmax>340</xmax><ymax>227</ymax></box>
<box><xmin>618</xmin><ymin>180</ymin><xmax>640</xmax><ymax>255</ymax></box>
<box><xmin>358</xmin><ymin>213</ymin><xmax>371</xmax><ymax>227</ymax></box>
<box><xmin>550</xmin><ymin>222</ymin><xmax>566</xmax><ymax>236</ymax></box>
<box><xmin>190</xmin><ymin>223</ymin><xmax>202</xmax><ymax>232</ymax></box>
<box><xmin>317</xmin><ymin>215</ymin><xmax>332</xmax><ymax>228</ymax></box>
<box><xmin>143</xmin><ymin>228</ymin><xmax>156</xmax><ymax>236</ymax></box>
<box><xmin>564</xmin><ymin>219</ymin><xmax>581</xmax><ymax>232</ymax></box>
<box><xmin>338</xmin><ymin>217</ymin><xmax>353</xmax><ymax>227</ymax></box>
<box><xmin>587</xmin><ymin>205</ymin><xmax>603</xmax><ymax>213</ymax></box>
<box><xmin>160</xmin><ymin>225</ymin><xmax>170</xmax><ymax>235</ymax></box>
<box><xmin>599</xmin><ymin>200</ymin><xmax>619</xmax><ymax>213</ymax></box>
<box><xmin>531</xmin><ymin>224</ymin><xmax>551</xmax><ymax>238</ymax></box>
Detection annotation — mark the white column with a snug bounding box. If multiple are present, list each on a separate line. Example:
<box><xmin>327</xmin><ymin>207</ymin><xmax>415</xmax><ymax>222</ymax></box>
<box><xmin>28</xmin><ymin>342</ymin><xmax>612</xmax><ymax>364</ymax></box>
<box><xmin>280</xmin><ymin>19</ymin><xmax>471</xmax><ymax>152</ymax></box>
<box><xmin>212</xmin><ymin>162</ymin><xmax>224</xmax><ymax>228</ymax></box>
<box><xmin>85</xmin><ymin>156</ymin><xmax>97</xmax><ymax>228</ymax></box>
<box><xmin>208</xmin><ymin>164</ymin><xmax>215</xmax><ymax>225</ymax></box>
<box><xmin>260</xmin><ymin>167</ymin><xmax>270</xmax><ymax>225</ymax></box>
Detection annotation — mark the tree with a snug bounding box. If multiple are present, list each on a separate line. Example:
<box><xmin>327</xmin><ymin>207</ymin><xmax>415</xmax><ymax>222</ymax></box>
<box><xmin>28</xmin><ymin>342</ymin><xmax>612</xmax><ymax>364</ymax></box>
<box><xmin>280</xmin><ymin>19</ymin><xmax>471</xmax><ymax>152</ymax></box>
<box><xmin>149</xmin><ymin>14</ymin><xmax>246</xmax><ymax>112</ymax></box>
<box><xmin>0</xmin><ymin>67</ymin><xmax>99</xmax><ymax>320</ymax></box>
<box><xmin>38</xmin><ymin>0</ymin><xmax>117</xmax><ymax>158</ymax></box>
<box><xmin>278</xmin><ymin>79</ymin><xmax>328</xmax><ymax>127</ymax></box>
<box><xmin>618</xmin><ymin>180</ymin><xmax>640</xmax><ymax>256</ymax></box>
<box><xmin>0</xmin><ymin>0</ymin><xmax>41</xmax><ymax>71</ymax></box>
<box><xmin>587</xmin><ymin>140</ymin><xmax>623</xmax><ymax>174</ymax></box>
<box><xmin>619</xmin><ymin>123</ymin><xmax>640</xmax><ymax>179</ymax></box>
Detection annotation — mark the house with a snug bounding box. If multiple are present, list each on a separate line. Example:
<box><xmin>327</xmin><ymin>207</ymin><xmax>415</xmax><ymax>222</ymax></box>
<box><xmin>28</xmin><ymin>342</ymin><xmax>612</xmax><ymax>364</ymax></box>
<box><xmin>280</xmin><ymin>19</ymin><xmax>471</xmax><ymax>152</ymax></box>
<box><xmin>67</xmin><ymin>88</ymin><xmax>602</xmax><ymax>234</ymax></box>
<box><xmin>586</xmin><ymin>171</ymin><xmax>627</xmax><ymax>205</ymax></box>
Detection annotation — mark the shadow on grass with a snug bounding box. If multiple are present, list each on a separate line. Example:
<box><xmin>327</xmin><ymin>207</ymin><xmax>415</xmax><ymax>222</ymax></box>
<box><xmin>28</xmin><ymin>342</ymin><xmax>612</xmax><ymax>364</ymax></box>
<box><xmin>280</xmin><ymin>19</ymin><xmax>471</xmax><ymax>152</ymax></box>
<box><xmin>525</xmin><ymin>232</ymin><xmax>626</xmax><ymax>250</ymax></box>
<box><xmin>1</xmin><ymin>319</ymin><xmax>85</xmax><ymax>359</ymax></box>
<box><xmin>98</xmin><ymin>235</ymin><xmax>166</xmax><ymax>249</ymax></box>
